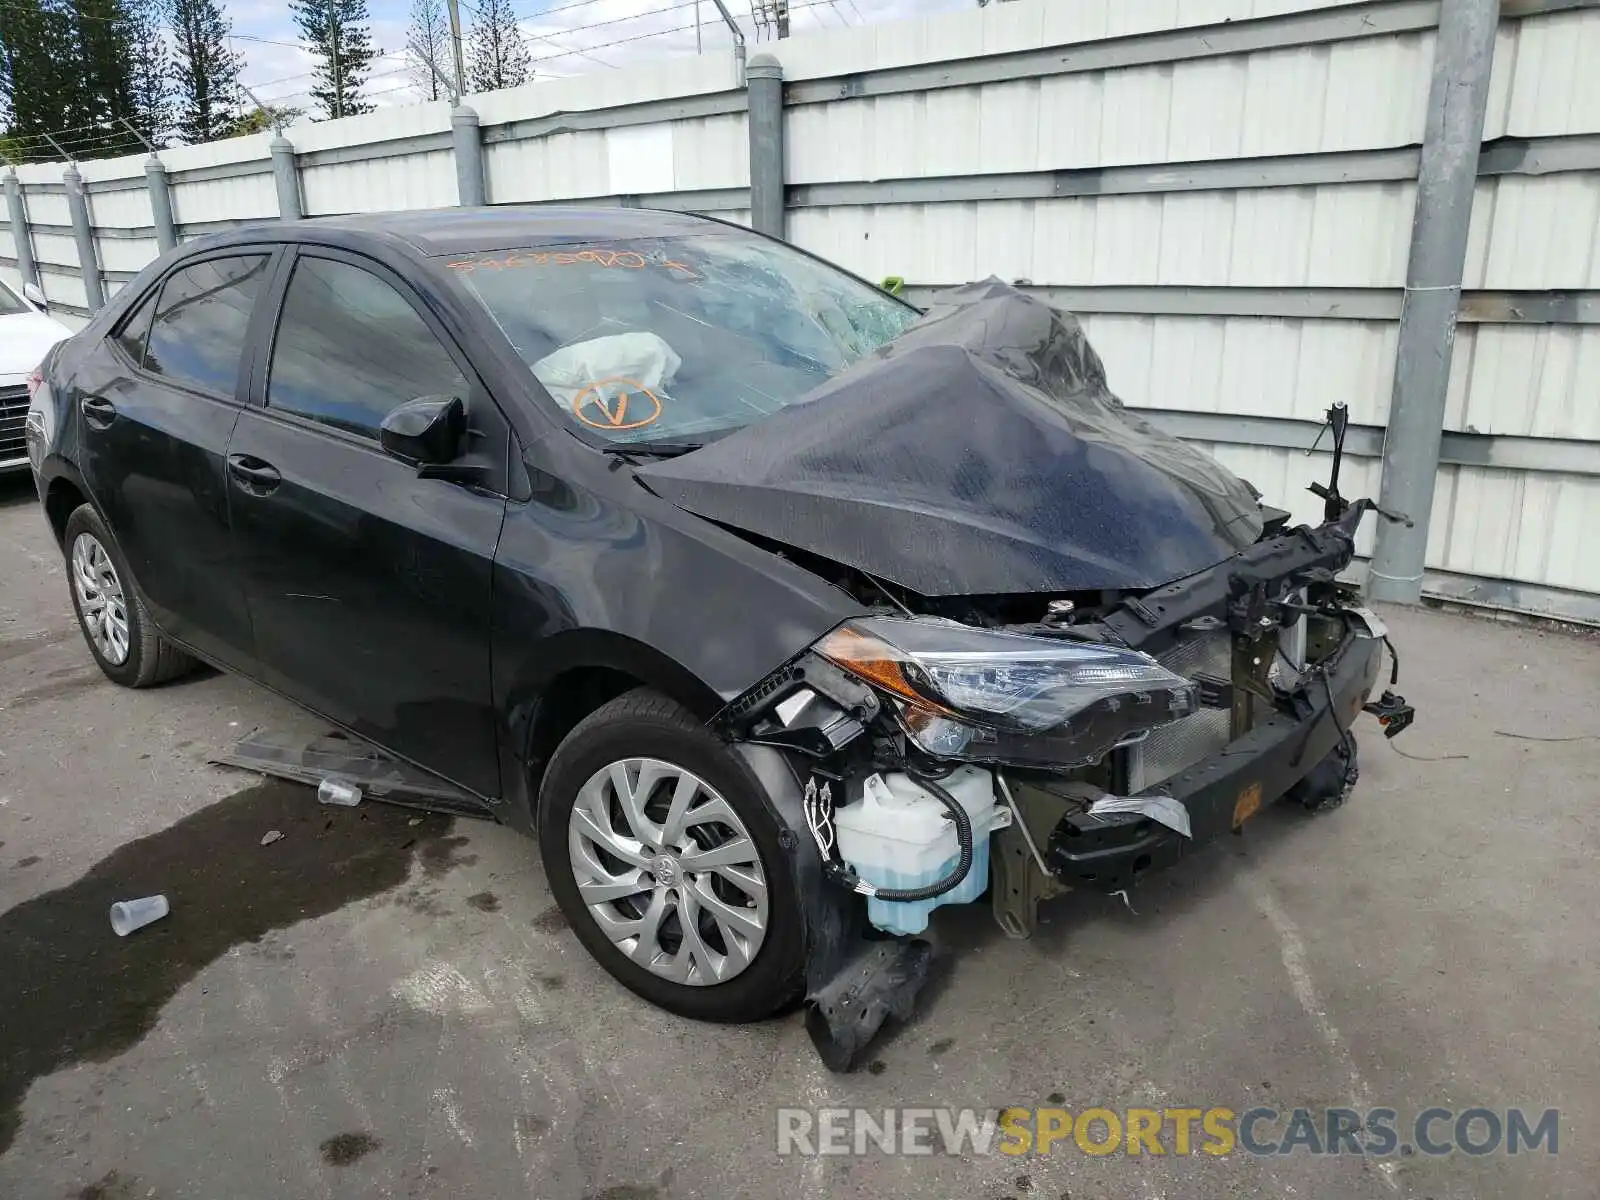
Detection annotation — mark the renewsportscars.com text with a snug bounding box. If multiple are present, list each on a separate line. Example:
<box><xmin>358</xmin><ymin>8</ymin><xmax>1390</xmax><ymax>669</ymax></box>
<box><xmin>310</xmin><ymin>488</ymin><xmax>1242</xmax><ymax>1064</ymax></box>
<box><xmin>775</xmin><ymin>1106</ymin><xmax>1559</xmax><ymax>1158</ymax></box>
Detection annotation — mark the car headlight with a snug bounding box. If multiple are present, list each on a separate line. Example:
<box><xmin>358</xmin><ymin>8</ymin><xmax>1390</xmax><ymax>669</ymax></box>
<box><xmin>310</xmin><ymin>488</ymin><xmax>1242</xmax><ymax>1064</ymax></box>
<box><xmin>817</xmin><ymin>616</ymin><xmax>1197</xmax><ymax>768</ymax></box>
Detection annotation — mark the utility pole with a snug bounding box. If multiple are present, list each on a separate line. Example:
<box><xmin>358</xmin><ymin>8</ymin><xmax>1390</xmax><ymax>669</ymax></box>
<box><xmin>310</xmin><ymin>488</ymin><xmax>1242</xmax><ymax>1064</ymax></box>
<box><xmin>1368</xmin><ymin>0</ymin><xmax>1500</xmax><ymax>604</ymax></box>
<box><xmin>446</xmin><ymin>0</ymin><xmax>468</xmax><ymax>98</ymax></box>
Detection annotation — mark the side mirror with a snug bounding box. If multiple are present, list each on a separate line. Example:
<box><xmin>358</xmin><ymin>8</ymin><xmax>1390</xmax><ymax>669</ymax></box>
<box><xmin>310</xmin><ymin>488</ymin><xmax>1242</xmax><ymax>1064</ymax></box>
<box><xmin>23</xmin><ymin>282</ymin><xmax>46</xmax><ymax>310</ymax></box>
<box><xmin>379</xmin><ymin>394</ymin><xmax>465</xmax><ymax>465</ymax></box>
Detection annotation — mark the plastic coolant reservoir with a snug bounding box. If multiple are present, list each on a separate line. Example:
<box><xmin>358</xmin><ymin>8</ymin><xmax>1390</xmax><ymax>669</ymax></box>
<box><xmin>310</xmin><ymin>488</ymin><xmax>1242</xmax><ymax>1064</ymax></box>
<box><xmin>833</xmin><ymin>766</ymin><xmax>1007</xmax><ymax>936</ymax></box>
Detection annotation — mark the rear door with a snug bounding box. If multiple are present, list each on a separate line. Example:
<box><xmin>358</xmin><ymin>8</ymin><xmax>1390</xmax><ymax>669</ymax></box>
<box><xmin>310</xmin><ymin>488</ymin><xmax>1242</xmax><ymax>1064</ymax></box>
<box><xmin>224</xmin><ymin>247</ymin><xmax>509</xmax><ymax>797</ymax></box>
<box><xmin>77</xmin><ymin>250</ymin><xmax>277</xmax><ymax>668</ymax></box>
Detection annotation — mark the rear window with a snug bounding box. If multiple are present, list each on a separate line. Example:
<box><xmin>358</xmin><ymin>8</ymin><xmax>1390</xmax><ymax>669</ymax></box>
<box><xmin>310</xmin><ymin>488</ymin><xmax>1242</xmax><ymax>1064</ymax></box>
<box><xmin>447</xmin><ymin>232</ymin><xmax>917</xmax><ymax>446</ymax></box>
<box><xmin>144</xmin><ymin>255</ymin><xmax>270</xmax><ymax>396</ymax></box>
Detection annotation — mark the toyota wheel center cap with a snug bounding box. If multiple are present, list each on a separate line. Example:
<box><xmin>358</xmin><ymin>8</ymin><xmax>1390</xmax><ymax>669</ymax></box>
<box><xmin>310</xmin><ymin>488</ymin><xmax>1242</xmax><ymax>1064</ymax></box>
<box><xmin>650</xmin><ymin>854</ymin><xmax>683</xmax><ymax>887</ymax></box>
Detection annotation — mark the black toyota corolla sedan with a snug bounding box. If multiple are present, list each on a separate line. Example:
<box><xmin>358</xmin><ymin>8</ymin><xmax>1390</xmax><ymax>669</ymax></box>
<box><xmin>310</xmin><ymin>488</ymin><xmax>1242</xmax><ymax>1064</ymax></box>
<box><xmin>25</xmin><ymin>207</ymin><xmax>1411</xmax><ymax>1068</ymax></box>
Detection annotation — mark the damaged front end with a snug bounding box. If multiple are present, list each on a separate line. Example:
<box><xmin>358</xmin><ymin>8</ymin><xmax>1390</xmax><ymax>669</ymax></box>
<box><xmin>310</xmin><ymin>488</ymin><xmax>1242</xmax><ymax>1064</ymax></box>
<box><xmin>717</xmin><ymin>494</ymin><xmax>1414</xmax><ymax>1071</ymax></box>
<box><xmin>655</xmin><ymin>280</ymin><xmax>1421</xmax><ymax>1071</ymax></box>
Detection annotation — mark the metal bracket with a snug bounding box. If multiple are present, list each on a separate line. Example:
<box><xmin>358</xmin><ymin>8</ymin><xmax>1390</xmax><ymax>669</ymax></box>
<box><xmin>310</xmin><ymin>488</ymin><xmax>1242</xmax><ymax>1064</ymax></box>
<box><xmin>990</xmin><ymin>773</ymin><xmax>1067</xmax><ymax>939</ymax></box>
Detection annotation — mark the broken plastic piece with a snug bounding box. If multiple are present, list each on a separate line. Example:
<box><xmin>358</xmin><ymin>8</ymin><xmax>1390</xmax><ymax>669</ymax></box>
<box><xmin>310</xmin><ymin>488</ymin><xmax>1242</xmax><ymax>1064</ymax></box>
<box><xmin>805</xmin><ymin>938</ymin><xmax>933</xmax><ymax>1073</ymax></box>
<box><xmin>210</xmin><ymin>729</ymin><xmax>480</xmax><ymax>812</ymax></box>
<box><xmin>1343</xmin><ymin>604</ymin><xmax>1389</xmax><ymax>640</ymax></box>
<box><xmin>1087</xmin><ymin>793</ymin><xmax>1193</xmax><ymax>838</ymax></box>
<box><xmin>318</xmin><ymin>779</ymin><xmax>362</xmax><ymax>807</ymax></box>
<box><xmin>109</xmin><ymin>895</ymin><xmax>169</xmax><ymax>937</ymax></box>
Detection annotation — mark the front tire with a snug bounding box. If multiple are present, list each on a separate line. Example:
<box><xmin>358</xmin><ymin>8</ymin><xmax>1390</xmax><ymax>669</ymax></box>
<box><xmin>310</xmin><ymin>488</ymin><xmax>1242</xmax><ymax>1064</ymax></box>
<box><xmin>63</xmin><ymin>504</ymin><xmax>197</xmax><ymax>688</ymax></box>
<box><xmin>537</xmin><ymin>688</ymin><xmax>805</xmax><ymax>1023</ymax></box>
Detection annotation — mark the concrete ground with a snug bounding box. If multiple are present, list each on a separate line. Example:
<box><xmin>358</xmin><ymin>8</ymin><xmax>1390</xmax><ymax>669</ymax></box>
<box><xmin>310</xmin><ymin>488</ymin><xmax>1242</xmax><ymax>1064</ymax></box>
<box><xmin>1</xmin><ymin>471</ymin><xmax>1596</xmax><ymax>1200</ymax></box>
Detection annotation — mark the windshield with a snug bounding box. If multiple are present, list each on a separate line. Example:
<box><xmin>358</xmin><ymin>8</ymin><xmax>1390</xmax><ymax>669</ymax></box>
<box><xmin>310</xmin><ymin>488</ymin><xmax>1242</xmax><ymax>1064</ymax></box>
<box><xmin>447</xmin><ymin>231</ymin><xmax>918</xmax><ymax>445</ymax></box>
<box><xmin>0</xmin><ymin>278</ymin><xmax>27</xmax><ymax>317</ymax></box>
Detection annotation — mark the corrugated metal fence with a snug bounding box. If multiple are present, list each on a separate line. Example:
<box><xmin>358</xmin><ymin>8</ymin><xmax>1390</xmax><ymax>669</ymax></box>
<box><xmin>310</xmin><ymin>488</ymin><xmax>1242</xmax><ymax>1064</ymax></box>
<box><xmin>2</xmin><ymin>0</ymin><xmax>1597</xmax><ymax>623</ymax></box>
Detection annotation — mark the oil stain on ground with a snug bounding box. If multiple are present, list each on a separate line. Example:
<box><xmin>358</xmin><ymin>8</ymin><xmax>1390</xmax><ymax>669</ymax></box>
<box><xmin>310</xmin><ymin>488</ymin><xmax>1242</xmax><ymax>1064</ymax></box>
<box><xmin>319</xmin><ymin>1131</ymin><xmax>381</xmax><ymax>1166</ymax></box>
<box><xmin>75</xmin><ymin>1168</ymin><xmax>142</xmax><ymax>1199</ymax></box>
<box><xmin>0</xmin><ymin>779</ymin><xmax>455</xmax><ymax>1158</ymax></box>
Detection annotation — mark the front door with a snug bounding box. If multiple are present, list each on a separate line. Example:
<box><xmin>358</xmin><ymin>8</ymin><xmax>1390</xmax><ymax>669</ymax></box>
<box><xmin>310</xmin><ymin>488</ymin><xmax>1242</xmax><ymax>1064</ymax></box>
<box><xmin>224</xmin><ymin>249</ymin><xmax>508</xmax><ymax>798</ymax></box>
<box><xmin>76</xmin><ymin>251</ymin><xmax>274</xmax><ymax>669</ymax></box>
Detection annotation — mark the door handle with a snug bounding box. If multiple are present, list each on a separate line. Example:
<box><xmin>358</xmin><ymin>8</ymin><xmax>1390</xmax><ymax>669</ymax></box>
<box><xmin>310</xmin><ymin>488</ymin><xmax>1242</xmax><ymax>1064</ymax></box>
<box><xmin>80</xmin><ymin>395</ymin><xmax>117</xmax><ymax>427</ymax></box>
<box><xmin>226</xmin><ymin>454</ymin><xmax>282</xmax><ymax>493</ymax></box>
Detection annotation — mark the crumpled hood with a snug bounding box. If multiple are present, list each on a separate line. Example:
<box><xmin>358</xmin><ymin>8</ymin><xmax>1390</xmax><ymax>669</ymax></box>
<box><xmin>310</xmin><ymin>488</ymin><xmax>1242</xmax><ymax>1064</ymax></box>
<box><xmin>640</xmin><ymin>280</ymin><xmax>1264</xmax><ymax>597</ymax></box>
<box><xmin>0</xmin><ymin>309</ymin><xmax>70</xmax><ymax>378</ymax></box>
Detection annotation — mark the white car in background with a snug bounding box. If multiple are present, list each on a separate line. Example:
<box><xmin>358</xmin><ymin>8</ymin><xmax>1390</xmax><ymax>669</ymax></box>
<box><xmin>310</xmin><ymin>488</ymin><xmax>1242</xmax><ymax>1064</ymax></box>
<box><xmin>1</xmin><ymin>277</ymin><xmax>71</xmax><ymax>474</ymax></box>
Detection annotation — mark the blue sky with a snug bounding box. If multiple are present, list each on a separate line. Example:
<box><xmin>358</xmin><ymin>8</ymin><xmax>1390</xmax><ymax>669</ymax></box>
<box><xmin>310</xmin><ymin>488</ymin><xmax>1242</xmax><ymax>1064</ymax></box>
<box><xmin>229</xmin><ymin>0</ymin><xmax>972</xmax><ymax>113</ymax></box>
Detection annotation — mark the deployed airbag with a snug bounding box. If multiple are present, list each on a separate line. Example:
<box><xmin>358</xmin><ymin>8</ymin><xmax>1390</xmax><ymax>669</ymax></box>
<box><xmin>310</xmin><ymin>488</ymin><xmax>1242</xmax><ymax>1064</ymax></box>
<box><xmin>641</xmin><ymin>280</ymin><xmax>1264</xmax><ymax>597</ymax></box>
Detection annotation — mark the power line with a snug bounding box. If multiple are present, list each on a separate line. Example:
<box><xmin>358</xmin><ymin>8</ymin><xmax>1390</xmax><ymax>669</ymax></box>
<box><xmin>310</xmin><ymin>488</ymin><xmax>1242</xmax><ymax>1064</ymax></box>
<box><xmin>523</xmin><ymin>0</ymin><xmax>842</xmax><ymax>64</ymax></box>
<box><xmin>250</xmin><ymin>61</ymin><xmax>424</xmax><ymax>104</ymax></box>
<box><xmin>521</xmin><ymin>0</ymin><xmax>704</xmax><ymax>38</ymax></box>
<box><xmin>507</xmin><ymin>0</ymin><xmax>647</xmax><ymax>25</ymax></box>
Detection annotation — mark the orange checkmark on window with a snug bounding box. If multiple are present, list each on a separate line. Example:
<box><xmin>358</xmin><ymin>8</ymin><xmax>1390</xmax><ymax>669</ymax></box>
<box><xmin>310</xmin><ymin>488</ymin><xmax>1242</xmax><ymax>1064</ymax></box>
<box><xmin>572</xmin><ymin>377</ymin><xmax>663</xmax><ymax>431</ymax></box>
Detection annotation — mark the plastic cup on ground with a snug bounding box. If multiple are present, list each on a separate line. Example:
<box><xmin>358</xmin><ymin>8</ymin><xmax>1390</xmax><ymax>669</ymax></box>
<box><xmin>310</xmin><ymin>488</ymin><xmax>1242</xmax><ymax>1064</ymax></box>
<box><xmin>109</xmin><ymin>895</ymin><xmax>170</xmax><ymax>937</ymax></box>
<box><xmin>318</xmin><ymin>779</ymin><xmax>362</xmax><ymax>807</ymax></box>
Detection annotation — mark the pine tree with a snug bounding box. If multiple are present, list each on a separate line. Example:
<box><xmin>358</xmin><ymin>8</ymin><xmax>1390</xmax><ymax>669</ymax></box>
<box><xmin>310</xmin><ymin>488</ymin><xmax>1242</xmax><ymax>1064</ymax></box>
<box><xmin>406</xmin><ymin>0</ymin><xmax>453</xmax><ymax>102</ymax></box>
<box><xmin>167</xmin><ymin>0</ymin><xmax>243</xmax><ymax>144</ymax></box>
<box><xmin>0</xmin><ymin>0</ymin><xmax>83</xmax><ymax>146</ymax></box>
<box><xmin>74</xmin><ymin>0</ymin><xmax>138</xmax><ymax>154</ymax></box>
<box><xmin>292</xmin><ymin>0</ymin><xmax>378</xmax><ymax>120</ymax></box>
<box><xmin>467</xmin><ymin>0</ymin><xmax>530</xmax><ymax>94</ymax></box>
<box><xmin>126</xmin><ymin>0</ymin><xmax>173</xmax><ymax>147</ymax></box>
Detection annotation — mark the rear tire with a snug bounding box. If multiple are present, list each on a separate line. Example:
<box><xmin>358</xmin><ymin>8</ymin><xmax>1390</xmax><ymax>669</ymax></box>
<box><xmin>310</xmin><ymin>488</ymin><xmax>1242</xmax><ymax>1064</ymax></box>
<box><xmin>63</xmin><ymin>503</ymin><xmax>197</xmax><ymax>688</ymax></box>
<box><xmin>537</xmin><ymin>688</ymin><xmax>805</xmax><ymax>1023</ymax></box>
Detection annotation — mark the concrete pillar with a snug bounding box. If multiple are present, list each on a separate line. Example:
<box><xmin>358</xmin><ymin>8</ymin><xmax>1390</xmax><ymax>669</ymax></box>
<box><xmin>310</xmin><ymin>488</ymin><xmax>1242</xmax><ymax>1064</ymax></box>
<box><xmin>3</xmin><ymin>169</ymin><xmax>38</xmax><ymax>289</ymax></box>
<box><xmin>452</xmin><ymin>105</ymin><xmax>485</xmax><ymax>207</ymax></box>
<box><xmin>746</xmin><ymin>52</ymin><xmax>785</xmax><ymax>240</ymax></box>
<box><xmin>270</xmin><ymin>135</ymin><xmax>302</xmax><ymax>220</ymax></box>
<box><xmin>1369</xmin><ymin>0</ymin><xmax>1502</xmax><ymax>603</ymax></box>
<box><xmin>63</xmin><ymin>164</ymin><xmax>106</xmax><ymax>312</ymax></box>
<box><xmin>145</xmin><ymin>155</ymin><xmax>178</xmax><ymax>252</ymax></box>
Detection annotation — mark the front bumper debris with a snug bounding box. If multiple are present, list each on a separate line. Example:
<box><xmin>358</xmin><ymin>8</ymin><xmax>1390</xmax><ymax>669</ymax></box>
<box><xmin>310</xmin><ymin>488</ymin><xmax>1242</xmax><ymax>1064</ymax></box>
<box><xmin>1028</xmin><ymin>628</ymin><xmax>1383</xmax><ymax>895</ymax></box>
<box><xmin>720</xmin><ymin>498</ymin><xmax>1413</xmax><ymax>1072</ymax></box>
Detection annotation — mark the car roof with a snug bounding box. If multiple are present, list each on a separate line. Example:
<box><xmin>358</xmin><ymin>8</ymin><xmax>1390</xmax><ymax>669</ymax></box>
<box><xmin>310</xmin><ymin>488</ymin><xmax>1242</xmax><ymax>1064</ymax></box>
<box><xmin>204</xmin><ymin>206</ymin><xmax>728</xmax><ymax>257</ymax></box>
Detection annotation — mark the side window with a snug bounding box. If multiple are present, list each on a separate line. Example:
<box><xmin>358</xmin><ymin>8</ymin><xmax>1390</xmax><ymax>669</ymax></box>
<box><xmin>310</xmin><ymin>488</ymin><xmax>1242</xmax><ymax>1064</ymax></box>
<box><xmin>143</xmin><ymin>255</ymin><xmax>270</xmax><ymax>395</ymax></box>
<box><xmin>267</xmin><ymin>257</ymin><xmax>469</xmax><ymax>440</ymax></box>
<box><xmin>114</xmin><ymin>289</ymin><xmax>157</xmax><ymax>366</ymax></box>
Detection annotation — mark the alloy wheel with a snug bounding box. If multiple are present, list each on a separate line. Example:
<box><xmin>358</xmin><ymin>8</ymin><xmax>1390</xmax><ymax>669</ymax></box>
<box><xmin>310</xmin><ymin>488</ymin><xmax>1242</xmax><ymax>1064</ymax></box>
<box><xmin>71</xmin><ymin>532</ymin><xmax>130</xmax><ymax>666</ymax></box>
<box><xmin>567</xmin><ymin>757</ymin><xmax>769</xmax><ymax>986</ymax></box>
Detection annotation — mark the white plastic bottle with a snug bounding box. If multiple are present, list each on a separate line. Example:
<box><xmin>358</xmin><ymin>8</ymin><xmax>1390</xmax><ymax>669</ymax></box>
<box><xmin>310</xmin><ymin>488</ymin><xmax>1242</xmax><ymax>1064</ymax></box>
<box><xmin>833</xmin><ymin>766</ymin><xmax>1006</xmax><ymax>936</ymax></box>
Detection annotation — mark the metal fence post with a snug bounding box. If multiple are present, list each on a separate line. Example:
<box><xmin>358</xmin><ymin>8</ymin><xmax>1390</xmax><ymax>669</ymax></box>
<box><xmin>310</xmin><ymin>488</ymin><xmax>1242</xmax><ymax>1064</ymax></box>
<box><xmin>270</xmin><ymin>135</ymin><xmax>302</xmax><ymax>220</ymax></box>
<box><xmin>63</xmin><ymin>164</ymin><xmax>106</xmax><ymax>312</ymax></box>
<box><xmin>1369</xmin><ymin>0</ymin><xmax>1501</xmax><ymax>604</ymax></box>
<box><xmin>145</xmin><ymin>154</ymin><xmax>178</xmax><ymax>252</ymax></box>
<box><xmin>452</xmin><ymin>105</ymin><xmax>485</xmax><ymax>207</ymax></box>
<box><xmin>746</xmin><ymin>52</ymin><xmax>785</xmax><ymax>240</ymax></box>
<box><xmin>3</xmin><ymin>168</ymin><xmax>39</xmax><ymax>289</ymax></box>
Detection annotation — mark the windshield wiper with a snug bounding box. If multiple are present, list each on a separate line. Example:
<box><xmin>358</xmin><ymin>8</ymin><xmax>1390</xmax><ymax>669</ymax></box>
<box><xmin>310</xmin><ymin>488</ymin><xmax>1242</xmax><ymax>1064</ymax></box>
<box><xmin>603</xmin><ymin>440</ymin><xmax>704</xmax><ymax>467</ymax></box>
